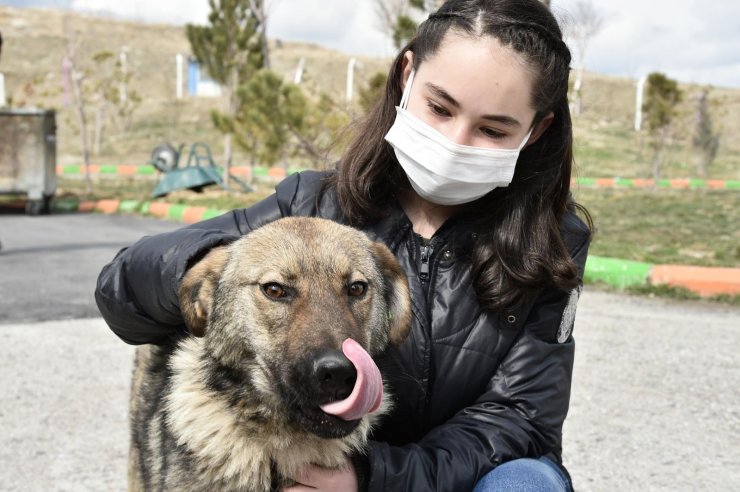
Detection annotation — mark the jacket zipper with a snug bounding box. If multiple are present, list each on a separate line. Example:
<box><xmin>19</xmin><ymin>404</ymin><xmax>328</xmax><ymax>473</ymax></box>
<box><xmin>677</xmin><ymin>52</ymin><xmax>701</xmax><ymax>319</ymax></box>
<box><xmin>419</xmin><ymin>241</ymin><xmax>433</xmax><ymax>287</ymax></box>
<box><xmin>415</xmin><ymin>234</ymin><xmax>443</xmax><ymax>428</ymax></box>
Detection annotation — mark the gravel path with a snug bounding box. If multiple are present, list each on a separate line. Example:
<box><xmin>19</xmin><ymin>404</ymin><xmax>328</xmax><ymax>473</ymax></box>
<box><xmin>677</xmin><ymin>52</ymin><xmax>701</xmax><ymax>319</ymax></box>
<box><xmin>0</xmin><ymin>290</ymin><xmax>737</xmax><ymax>491</ymax></box>
<box><xmin>564</xmin><ymin>291</ymin><xmax>740</xmax><ymax>491</ymax></box>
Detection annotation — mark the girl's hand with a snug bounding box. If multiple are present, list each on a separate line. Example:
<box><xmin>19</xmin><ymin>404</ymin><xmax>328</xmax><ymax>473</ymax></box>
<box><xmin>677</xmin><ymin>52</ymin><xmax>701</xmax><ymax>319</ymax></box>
<box><xmin>283</xmin><ymin>459</ymin><xmax>358</xmax><ymax>492</ymax></box>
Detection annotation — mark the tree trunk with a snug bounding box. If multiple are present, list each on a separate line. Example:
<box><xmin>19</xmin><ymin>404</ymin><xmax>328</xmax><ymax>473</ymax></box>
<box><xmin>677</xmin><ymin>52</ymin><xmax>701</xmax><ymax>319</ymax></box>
<box><xmin>223</xmin><ymin>133</ymin><xmax>232</xmax><ymax>188</ymax></box>
<box><xmin>223</xmin><ymin>62</ymin><xmax>239</xmax><ymax>189</ymax></box>
<box><xmin>573</xmin><ymin>65</ymin><xmax>585</xmax><ymax>115</ymax></box>
<box><xmin>651</xmin><ymin>126</ymin><xmax>668</xmax><ymax>191</ymax></box>
<box><xmin>93</xmin><ymin>96</ymin><xmax>106</xmax><ymax>156</ymax></box>
<box><xmin>70</xmin><ymin>69</ymin><xmax>92</xmax><ymax>194</ymax></box>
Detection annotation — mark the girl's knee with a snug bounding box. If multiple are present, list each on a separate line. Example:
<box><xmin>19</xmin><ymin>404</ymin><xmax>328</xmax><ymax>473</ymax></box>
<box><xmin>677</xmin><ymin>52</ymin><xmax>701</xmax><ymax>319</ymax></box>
<box><xmin>473</xmin><ymin>458</ymin><xmax>571</xmax><ymax>492</ymax></box>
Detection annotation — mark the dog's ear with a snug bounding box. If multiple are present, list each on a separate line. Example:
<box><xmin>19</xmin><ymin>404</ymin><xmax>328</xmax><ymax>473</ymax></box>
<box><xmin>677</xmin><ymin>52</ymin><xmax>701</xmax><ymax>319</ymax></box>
<box><xmin>179</xmin><ymin>245</ymin><xmax>230</xmax><ymax>337</ymax></box>
<box><xmin>371</xmin><ymin>242</ymin><xmax>412</xmax><ymax>345</ymax></box>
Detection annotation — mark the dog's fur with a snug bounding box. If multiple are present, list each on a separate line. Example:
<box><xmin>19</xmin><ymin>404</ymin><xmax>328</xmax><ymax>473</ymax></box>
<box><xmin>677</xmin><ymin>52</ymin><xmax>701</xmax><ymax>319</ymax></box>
<box><xmin>128</xmin><ymin>217</ymin><xmax>412</xmax><ymax>491</ymax></box>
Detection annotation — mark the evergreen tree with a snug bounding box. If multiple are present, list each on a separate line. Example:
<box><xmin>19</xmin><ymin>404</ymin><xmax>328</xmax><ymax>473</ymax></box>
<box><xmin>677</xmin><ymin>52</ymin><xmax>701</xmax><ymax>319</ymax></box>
<box><xmin>392</xmin><ymin>0</ymin><xmax>442</xmax><ymax>48</ymax></box>
<box><xmin>186</xmin><ymin>0</ymin><xmax>266</xmax><ymax>181</ymax></box>
<box><xmin>643</xmin><ymin>72</ymin><xmax>682</xmax><ymax>185</ymax></box>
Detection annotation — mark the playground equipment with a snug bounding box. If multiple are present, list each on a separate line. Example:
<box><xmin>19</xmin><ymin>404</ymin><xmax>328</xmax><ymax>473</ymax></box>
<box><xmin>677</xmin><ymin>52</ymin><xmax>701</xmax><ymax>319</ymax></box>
<box><xmin>150</xmin><ymin>142</ymin><xmax>253</xmax><ymax>197</ymax></box>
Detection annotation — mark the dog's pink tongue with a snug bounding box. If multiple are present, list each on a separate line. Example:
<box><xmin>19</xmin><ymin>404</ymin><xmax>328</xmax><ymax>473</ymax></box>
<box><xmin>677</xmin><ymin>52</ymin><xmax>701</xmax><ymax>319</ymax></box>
<box><xmin>319</xmin><ymin>338</ymin><xmax>383</xmax><ymax>421</ymax></box>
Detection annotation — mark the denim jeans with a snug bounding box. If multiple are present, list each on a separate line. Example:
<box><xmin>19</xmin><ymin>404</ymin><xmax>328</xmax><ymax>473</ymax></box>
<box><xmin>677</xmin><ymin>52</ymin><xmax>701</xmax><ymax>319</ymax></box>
<box><xmin>473</xmin><ymin>457</ymin><xmax>573</xmax><ymax>492</ymax></box>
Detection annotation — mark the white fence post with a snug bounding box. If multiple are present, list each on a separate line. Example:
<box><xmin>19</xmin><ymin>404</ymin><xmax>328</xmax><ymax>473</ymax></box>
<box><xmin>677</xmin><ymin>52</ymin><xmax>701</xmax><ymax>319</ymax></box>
<box><xmin>346</xmin><ymin>58</ymin><xmax>356</xmax><ymax>101</ymax></box>
<box><xmin>176</xmin><ymin>53</ymin><xmax>184</xmax><ymax>100</ymax></box>
<box><xmin>634</xmin><ymin>75</ymin><xmax>647</xmax><ymax>131</ymax></box>
<box><xmin>293</xmin><ymin>57</ymin><xmax>305</xmax><ymax>85</ymax></box>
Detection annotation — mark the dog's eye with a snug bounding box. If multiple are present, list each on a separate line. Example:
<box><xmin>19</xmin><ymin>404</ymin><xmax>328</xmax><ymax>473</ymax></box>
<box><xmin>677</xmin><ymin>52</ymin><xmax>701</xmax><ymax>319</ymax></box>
<box><xmin>347</xmin><ymin>281</ymin><xmax>367</xmax><ymax>298</ymax></box>
<box><xmin>262</xmin><ymin>283</ymin><xmax>287</xmax><ymax>299</ymax></box>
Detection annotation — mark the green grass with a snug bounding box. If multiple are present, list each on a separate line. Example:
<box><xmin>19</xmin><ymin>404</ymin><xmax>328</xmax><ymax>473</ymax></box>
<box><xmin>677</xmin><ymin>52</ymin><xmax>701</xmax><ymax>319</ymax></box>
<box><xmin>573</xmin><ymin>188</ymin><xmax>740</xmax><ymax>268</ymax></box>
<box><xmin>56</xmin><ymin>177</ymin><xmax>740</xmax><ymax>269</ymax></box>
<box><xmin>56</xmin><ymin>176</ymin><xmax>275</xmax><ymax>212</ymax></box>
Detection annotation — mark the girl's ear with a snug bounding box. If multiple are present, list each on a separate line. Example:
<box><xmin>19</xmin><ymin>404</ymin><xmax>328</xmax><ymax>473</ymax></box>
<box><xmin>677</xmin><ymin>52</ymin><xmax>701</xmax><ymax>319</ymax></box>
<box><xmin>178</xmin><ymin>246</ymin><xmax>230</xmax><ymax>337</ymax></box>
<box><xmin>524</xmin><ymin>111</ymin><xmax>554</xmax><ymax>147</ymax></box>
<box><xmin>371</xmin><ymin>242</ymin><xmax>412</xmax><ymax>346</ymax></box>
<box><xmin>401</xmin><ymin>51</ymin><xmax>415</xmax><ymax>92</ymax></box>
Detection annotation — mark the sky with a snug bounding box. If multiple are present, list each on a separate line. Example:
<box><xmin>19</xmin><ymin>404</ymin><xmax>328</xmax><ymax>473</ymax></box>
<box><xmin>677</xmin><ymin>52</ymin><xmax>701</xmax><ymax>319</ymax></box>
<box><xmin>3</xmin><ymin>0</ymin><xmax>740</xmax><ymax>88</ymax></box>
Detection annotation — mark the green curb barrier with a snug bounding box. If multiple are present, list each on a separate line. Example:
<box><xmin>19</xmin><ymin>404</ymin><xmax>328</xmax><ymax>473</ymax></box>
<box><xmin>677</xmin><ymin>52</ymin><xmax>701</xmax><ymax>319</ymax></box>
<box><xmin>99</xmin><ymin>165</ymin><xmax>118</xmax><ymax>174</ymax></box>
<box><xmin>139</xmin><ymin>202</ymin><xmax>152</xmax><ymax>215</ymax></box>
<box><xmin>61</xmin><ymin>165</ymin><xmax>82</xmax><ymax>174</ymax></box>
<box><xmin>253</xmin><ymin>166</ymin><xmax>269</xmax><ymax>177</ymax></box>
<box><xmin>575</xmin><ymin>177</ymin><xmax>597</xmax><ymax>186</ymax></box>
<box><xmin>615</xmin><ymin>178</ymin><xmax>634</xmax><ymax>188</ymax></box>
<box><xmin>52</xmin><ymin>198</ymin><xmax>80</xmax><ymax>212</ymax></box>
<box><xmin>166</xmin><ymin>204</ymin><xmax>188</xmax><ymax>221</ymax></box>
<box><xmin>201</xmin><ymin>209</ymin><xmax>227</xmax><ymax>221</ymax></box>
<box><xmin>584</xmin><ymin>256</ymin><xmax>653</xmax><ymax>289</ymax></box>
<box><xmin>689</xmin><ymin>179</ymin><xmax>706</xmax><ymax>189</ymax></box>
<box><xmin>726</xmin><ymin>180</ymin><xmax>740</xmax><ymax>190</ymax></box>
<box><xmin>657</xmin><ymin>179</ymin><xmax>672</xmax><ymax>188</ymax></box>
<box><xmin>119</xmin><ymin>200</ymin><xmax>140</xmax><ymax>213</ymax></box>
<box><xmin>136</xmin><ymin>165</ymin><xmax>156</xmax><ymax>175</ymax></box>
<box><xmin>287</xmin><ymin>167</ymin><xmax>306</xmax><ymax>175</ymax></box>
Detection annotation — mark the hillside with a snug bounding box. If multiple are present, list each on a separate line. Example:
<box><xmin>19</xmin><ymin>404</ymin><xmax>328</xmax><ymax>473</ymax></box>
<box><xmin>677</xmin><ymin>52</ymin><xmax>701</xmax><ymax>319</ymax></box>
<box><xmin>1</xmin><ymin>5</ymin><xmax>738</xmax><ymax>179</ymax></box>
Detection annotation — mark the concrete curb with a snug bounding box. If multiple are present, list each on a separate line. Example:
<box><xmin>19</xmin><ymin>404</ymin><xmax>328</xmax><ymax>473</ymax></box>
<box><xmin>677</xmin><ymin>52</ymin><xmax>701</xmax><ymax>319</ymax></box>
<box><xmin>55</xmin><ymin>165</ymin><xmax>740</xmax><ymax>190</ymax></box>
<box><xmin>49</xmin><ymin>197</ymin><xmax>740</xmax><ymax>298</ymax></box>
<box><xmin>584</xmin><ymin>256</ymin><xmax>740</xmax><ymax>297</ymax></box>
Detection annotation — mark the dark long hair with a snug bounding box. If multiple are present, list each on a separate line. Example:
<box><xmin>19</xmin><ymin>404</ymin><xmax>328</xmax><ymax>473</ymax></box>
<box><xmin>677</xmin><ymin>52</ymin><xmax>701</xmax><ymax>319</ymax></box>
<box><xmin>330</xmin><ymin>0</ymin><xmax>591</xmax><ymax>311</ymax></box>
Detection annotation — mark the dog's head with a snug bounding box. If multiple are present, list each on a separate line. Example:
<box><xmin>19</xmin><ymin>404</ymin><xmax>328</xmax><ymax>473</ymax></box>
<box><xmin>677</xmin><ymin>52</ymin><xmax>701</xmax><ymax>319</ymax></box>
<box><xmin>179</xmin><ymin>217</ymin><xmax>412</xmax><ymax>438</ymax></box>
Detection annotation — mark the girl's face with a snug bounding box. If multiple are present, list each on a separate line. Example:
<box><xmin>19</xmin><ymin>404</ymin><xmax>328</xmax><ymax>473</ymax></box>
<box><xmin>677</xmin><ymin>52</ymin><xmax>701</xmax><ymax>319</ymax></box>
<box><xmin>401</xmin><ymin>32</ymin><xmax>550</xmax><ymax>150</ymax></box>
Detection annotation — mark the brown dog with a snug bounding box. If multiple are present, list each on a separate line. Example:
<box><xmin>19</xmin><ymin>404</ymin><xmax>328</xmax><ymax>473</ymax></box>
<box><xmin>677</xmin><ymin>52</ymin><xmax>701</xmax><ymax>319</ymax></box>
<box><xmin>128</xmin><ymin>217</ymin><xmax>412</xmax><ymax>491</ymax></box>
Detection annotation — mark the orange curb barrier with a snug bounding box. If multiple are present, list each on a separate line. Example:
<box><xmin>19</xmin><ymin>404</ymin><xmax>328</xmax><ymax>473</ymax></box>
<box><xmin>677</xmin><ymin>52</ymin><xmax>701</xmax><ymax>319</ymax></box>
<box><xmin>118</xmin><ymin>165</ymin><xmax>138</xmax><ymax>176</ymax></box>
<box><xmin>88</xmin><ymin>164</ymin><xmax>100</xmax><ymax>174</ymax></box>
<box><xmin>230</xmin><ymin>167</ymin><xmax>251</xmax><ymax>177</ymax></box>
<box><xmin>650</xmin><ymin>265</ymin><xmax>740</xmax><ymax>297</ymax></box>
<box><xmin>268</xmin><ymin>167</ymin><xmax>287</xmax><ymax>178</ymax></box>
<box><xmin>182</xmin><ymin>206</ymin><xmax>207</xmax><ymax>224</ymax></box>
<box><xmin>78</xmin><ymin>201</ymin><xmax>96</xmax><ymax>212</ymax></box>
<box><xmin>632</xmin><ymin>178</ymin><xmax>654</xmax><ymax>188</ymax></box>
<box><xmin>149</xmin><ymin>202</ymin><xmax>171</xmax><ymax>218</ymax></box>
<box><xmin>706</xmin><ymin>179</ymin><xmax>725</xmax><ymax>190</ymax></box>
<box><xmin>95</xmin><ymin>199</ymin><xmax>120</xmax><ymax>214</ymax></box>
<box><xmin>669</xmin><ymin>178</ymin><xmax>690</xmax><ymax>189</ymax></box>
<box><xmin>595</xmin><ymin>178</ymin><xmax>615</xmax><ymax>188</ymax></box>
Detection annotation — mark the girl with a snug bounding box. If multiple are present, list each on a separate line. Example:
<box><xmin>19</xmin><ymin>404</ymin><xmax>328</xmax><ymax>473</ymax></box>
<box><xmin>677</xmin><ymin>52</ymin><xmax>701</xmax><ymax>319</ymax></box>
<box><xmin>96</xmin><ymin>0</ymin><xmax>590</xmax><ymax>490</ymax></box>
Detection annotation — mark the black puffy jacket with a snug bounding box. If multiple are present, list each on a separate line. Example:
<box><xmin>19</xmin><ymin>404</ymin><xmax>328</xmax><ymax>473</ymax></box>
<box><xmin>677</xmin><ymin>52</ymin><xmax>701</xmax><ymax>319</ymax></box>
<box><xmin>96</xmin><ymin>170</ymin><xmax>590</xmax><ymax>491</ymax></box>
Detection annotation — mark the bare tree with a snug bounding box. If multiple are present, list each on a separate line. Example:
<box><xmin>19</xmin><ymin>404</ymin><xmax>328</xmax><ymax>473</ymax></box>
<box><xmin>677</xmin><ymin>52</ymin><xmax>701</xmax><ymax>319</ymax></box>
<box><xmin>63</xmin><ymin>17</ymin><xmax>93</xmax><ymax>194</ymax></box>
<box><xmin>692</xmin><ymin>90</ymin><xmax>720</xmax><ymax>178</ymax></box>
<box><xmin>566</xmin><ymin>0</ymin><xmax>604</xmax><ymax>115</ymax></box>
<box><xmin>373</xmin><ymin>0</ymin><xmax>408</xmax><ymax>43</ymax></box>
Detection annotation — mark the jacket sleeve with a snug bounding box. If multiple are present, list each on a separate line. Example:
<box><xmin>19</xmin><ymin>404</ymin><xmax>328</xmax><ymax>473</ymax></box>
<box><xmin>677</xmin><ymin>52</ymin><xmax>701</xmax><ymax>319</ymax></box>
<box><xmin>365</xmin><ymin>223</ymin><xmax>590</xmax><ymax>492</ymax></box>
<box><xmin>94</xmin><ymin>172</ymin><xmax>315</xmax><ymax>345</ymax></box>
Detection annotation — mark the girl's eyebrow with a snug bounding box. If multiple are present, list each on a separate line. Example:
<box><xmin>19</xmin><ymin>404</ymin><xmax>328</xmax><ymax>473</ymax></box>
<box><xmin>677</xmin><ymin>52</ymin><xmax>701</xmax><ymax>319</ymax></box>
<box><xmin>425</xmin><ymin>82</ymin><xmax>522</xmax><ymax>128</ymax></box>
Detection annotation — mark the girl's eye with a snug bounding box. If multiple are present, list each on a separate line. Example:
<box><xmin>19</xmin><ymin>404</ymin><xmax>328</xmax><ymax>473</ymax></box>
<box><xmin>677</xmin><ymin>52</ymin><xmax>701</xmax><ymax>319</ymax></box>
<box><xmin>261</xmin><ymin>283</ymin><xmax>288</xmax><ymax>299</ymax></box>
<box><xmin>427</xmin><ymin>101</ymin><xmax>450</xmax><ymax>117</ymax></box>
<box><xmin>347</xmin><ymin>281</ymin><xmax>368</xmax><ymax>298</ymax></box>
<box><xmin>481</xmin><ymin>127</ymin><xmax>506</xmax><ymax>140</ymax></box>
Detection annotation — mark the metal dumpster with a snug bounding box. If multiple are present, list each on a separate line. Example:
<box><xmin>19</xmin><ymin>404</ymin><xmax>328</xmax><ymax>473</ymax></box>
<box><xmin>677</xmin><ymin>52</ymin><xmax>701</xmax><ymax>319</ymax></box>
<box><xmin>0</xmin><ymin>109</ymin><xmax>57</xmax><ymax>215</ymax></box>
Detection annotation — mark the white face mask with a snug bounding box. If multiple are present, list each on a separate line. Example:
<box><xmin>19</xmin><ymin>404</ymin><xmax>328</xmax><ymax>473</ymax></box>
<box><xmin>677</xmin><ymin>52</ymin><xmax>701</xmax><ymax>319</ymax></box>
<box><xmin>384</xmin><ymin>69</ymin><xmax>533</xmax><ymax>206</ymax></box>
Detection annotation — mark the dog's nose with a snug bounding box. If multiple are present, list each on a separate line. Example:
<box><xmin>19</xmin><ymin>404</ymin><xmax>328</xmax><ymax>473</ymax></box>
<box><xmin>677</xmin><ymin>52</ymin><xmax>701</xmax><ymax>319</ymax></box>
<box><xmin>312</xmin><ymin>351</ymin><xmax>357</xmax><ymax>402</ymax></box>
